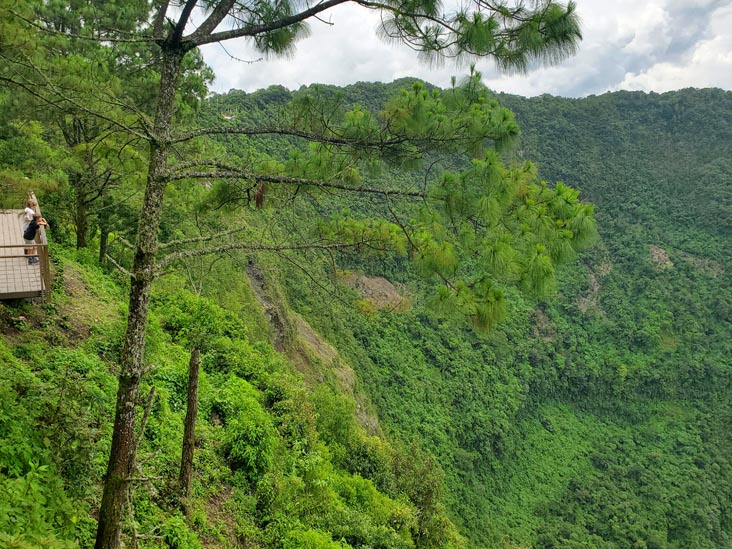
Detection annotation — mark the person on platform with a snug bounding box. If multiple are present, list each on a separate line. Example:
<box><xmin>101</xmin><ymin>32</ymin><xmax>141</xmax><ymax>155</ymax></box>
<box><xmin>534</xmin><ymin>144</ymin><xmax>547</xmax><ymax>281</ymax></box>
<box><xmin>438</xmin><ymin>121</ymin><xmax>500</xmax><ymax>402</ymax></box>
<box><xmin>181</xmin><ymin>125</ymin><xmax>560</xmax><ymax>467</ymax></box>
<box><xmin>23</xmin><ymin>213</ymin><xmax>49</xmax><ymax>265</ymax></box>
<box><xmin>20</xmin><ymin>198</ymin><xmax>37</xmax><ymax>259</ymax></box>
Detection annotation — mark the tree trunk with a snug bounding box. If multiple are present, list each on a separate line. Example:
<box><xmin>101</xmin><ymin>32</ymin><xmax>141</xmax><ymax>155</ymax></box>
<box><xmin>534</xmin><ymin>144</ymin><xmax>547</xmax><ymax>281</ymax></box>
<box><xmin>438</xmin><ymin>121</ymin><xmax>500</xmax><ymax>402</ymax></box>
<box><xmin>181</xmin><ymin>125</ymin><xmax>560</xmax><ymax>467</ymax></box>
<box><xmin>179</xmin><ymin>347</ymin><xmax>201</xmax><ymax>508</ymax></box>
<box><xmin>98</xmin><ymin>193</ymin><xmax>111</xmax><ymax>264</ymax></box>
<box><xmin>94</xmin><ymin>45</ymin><xmax>186</xmax><ymax>549</ymax></box>
<box><xmin>76</xmin><ymin>195</ymin><xmax>88</xmax><ymax>249</ymax></box>
<box><xmin>69</xmin><ymin>172</ymin><xmax>89</xmax><ymax>249</ymax></box>
<box><xmin>99</xmin><ymin>226</ymin><xmax>109</xmax><ymax>264</ymax></box>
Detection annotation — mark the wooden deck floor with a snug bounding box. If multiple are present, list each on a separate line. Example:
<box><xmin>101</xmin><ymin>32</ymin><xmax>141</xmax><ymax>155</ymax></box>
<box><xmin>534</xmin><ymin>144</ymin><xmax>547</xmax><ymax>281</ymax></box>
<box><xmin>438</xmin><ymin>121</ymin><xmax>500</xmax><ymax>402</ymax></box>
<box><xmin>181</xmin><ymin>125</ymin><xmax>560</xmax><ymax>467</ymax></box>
<box><xmin>0</xmin><ymin>209</ymin><xmax>44</xmax><ymax>299</ymax></box>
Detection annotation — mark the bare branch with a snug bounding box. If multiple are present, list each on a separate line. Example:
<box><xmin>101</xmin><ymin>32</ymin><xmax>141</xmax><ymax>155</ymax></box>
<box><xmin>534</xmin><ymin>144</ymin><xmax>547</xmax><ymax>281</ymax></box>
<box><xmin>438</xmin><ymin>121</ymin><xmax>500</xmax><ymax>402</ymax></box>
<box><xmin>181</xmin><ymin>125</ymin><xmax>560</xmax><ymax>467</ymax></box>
<box><xmin>156</xmin><ymin>239</ymin><xmax>378</xmax><ymax>273</ymax></box>
<box><xmin>137</xmin><ymin>449</ymin><xmax>162</xmax><ymax>468</ymax></box>
<box><xmin>96</xmin><ymin>190</ymin><xmax>141</xmax><ymax>212</ymax></box>
<box><xmin>277</xmin><ymin>250</ymin><xmax>352</xmax><ymax>307</ymax></box>
<box><xmin>126</xmin><ymin>482</ymin><xmax>139</xmax><ymax>549</ymax></box>
<box><xmin>153</xmin><ymin>1</ymin><xmax>172</xmax><ymax>39</ymax></box>
<box><xmin>172</xmin><ymin>0</ymin><xmax>199</xmax><ymax>43</ymax></box>
<box><xmin>191</xmin><ymin>0</ymin><xmax>237</xmax><ymax>39</ymax></box>
<box><xmin>256</xmin><ymin>173</ymin><xmax>426</xmax><ymax>198</ymax></box>
<box><xmin>106</xmin><ymin>254</ymin><xmax>134</xmax><ymax>279</ymax></box>
<box><xmin>132</xmin><ymin>387</ymin><xmax>156</xmax><ymax>459</ymax></box>
<box><xmin>216</xmin><ymin>41</ymin><xmax>263</xmax><ymax>64</ymax></box>
<box><xmin>167</xmin><ymin>163</ymin><xmax>426</xmax><ymax>198</ymax></box>
<box><xmin>314</xmin><ymin>14</ymin><xmax>336</xmax><ymax>26</ymax></box>
<box><xmin>187</xmin><ymin>0</ymin><xmax>352</xmax><ymax>47</ymax></box>
<box><xmin>171</xmin><ymin>125</ymin><xmax>409</xmax><ymax>147</ymax></box>
<box><xmin>115</xmin><ymin>236</ymin><xmax>136</xmax><ymax>251</ymax></box>
<box><xmin>172</xmin><ymin>122</ymin><xmax>497</xmax><ymax>152</ymax></box>
<box><xmin>159</xmin><ymin>225</ymin><xmax>250</xmax><ymax>249</ymax></box>
<box><xmin>385</xmin><ymin>192</ymin><xmax>420</xmax><ymax>252</ymax></box>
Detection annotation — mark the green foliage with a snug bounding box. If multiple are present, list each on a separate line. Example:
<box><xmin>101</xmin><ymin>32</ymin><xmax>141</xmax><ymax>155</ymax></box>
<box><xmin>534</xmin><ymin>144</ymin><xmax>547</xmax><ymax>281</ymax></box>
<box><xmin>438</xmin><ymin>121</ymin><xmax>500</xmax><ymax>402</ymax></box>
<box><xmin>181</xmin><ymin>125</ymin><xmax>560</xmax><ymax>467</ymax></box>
<box><xmin>155</xmin><ymin>290</ymin><xmax>246</xmax><ymax>349</ymax></box>
<box><xmin>218</xmin><ymin>378</ymin><xmax>278</xmax><ymax>480</ymax></box>
<box><xmin>0</xmin><ymin>340</ymin><xmax>100</xmax><ymax>547</ymax></box>
<box><xmin>160</xmin><ymin>516</ymin><xmax>204</xmax><ymax>549</ymax></box>
<box><xmin>283</xmin><ymin>529</ymin><xmax>352</xmax><ymax>548</ymax></box>
<box><xmin>4</xmin><ymin>244</ymin><xmax>467</xmax><ymax>547</ymax></box>
<box><xmin>203</xmin><ymin>336</ymin><xmax>273</xmax><ymax>382</ymax></box>
<box><xmin>217</xmin><ymin>74</ymin><xmax>595</xmax><ymax>333</ymax></box>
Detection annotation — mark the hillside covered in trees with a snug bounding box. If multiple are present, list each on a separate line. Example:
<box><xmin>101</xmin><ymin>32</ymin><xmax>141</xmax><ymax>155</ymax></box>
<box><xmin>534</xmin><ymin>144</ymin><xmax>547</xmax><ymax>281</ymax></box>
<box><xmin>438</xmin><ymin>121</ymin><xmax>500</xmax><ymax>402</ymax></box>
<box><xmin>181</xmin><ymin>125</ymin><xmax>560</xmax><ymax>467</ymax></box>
<box><xmin>2</xmin><ymin>76</ymin><xmax>731</xmax><ymax>549</ymax></box>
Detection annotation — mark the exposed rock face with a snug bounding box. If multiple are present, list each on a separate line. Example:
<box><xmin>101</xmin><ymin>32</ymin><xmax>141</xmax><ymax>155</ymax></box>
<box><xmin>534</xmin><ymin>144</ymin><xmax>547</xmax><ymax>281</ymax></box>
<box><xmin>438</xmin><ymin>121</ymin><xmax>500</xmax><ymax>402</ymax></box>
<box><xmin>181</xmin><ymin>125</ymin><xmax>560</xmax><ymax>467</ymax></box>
<box><xmin>650</xmin><ymin>245</ymin><xmax>673</xmax><ymax>270</ymax></box>
<box><xmin>338</xmin><ymin>271</ymin><xmax>409</xmax><ymax>311</ymax></box>
<box><xmin>246</xmin><ymin>259</ymin><xmax>289</xmax><ymax>352</ymax></box>
<box><xmin>576</xmin><ymin>258</ymin><xmax>612</xmax><ymax>316</ymax></box>
<box><xmin>246</xmin><ymin>260</ymin><xmax>382</xmax><ymax>436</ymax></box>
<box><xmin>577</xmin><ymin>272</ymin><xmax>603</xmax><ymax>315</ymax></box>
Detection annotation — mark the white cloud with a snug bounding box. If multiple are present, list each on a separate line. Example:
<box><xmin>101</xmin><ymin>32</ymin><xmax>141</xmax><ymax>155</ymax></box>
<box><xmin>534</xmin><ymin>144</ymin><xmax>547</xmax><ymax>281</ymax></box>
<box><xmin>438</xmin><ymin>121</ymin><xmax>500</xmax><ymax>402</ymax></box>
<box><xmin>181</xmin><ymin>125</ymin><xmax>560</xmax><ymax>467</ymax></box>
<box><xmin>199</xmin><ymin>0</ymin><xmax>732</xmax><ymax>97</ymax></box>
<box><xmin>617</xmin><ymin>4</ymin><xmax>732</xmax><ymax>92</ymax></box>
<box><xmin>200</xmin><ymin>6</ymin><xmax>426</xmax><ymax>91</ymax></box>
<box><xmin>621</xmin><ymin>4</ymin><xmax>671</xmax><ymax>58</ymax></box>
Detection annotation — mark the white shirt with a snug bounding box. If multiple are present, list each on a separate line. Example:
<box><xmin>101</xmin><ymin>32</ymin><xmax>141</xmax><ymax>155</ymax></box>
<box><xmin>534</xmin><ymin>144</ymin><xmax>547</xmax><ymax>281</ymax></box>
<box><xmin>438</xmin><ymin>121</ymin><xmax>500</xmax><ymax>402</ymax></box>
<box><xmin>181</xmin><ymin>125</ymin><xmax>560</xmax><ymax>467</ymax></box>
<box><xmin>24</xmin><ymin>207</ymin><xmax>35</xmax><ymax>221</ymax></box>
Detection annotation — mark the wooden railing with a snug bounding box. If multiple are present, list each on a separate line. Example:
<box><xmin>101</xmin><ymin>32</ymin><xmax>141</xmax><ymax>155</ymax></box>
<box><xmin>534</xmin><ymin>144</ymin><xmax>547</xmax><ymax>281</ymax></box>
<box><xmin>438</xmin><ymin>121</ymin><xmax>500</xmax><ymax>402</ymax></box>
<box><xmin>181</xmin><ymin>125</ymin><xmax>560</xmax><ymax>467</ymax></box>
<box><xmin>0</xmin><ymin>243</ymin><xmax>51</xmax><ymax>301</ymax></box>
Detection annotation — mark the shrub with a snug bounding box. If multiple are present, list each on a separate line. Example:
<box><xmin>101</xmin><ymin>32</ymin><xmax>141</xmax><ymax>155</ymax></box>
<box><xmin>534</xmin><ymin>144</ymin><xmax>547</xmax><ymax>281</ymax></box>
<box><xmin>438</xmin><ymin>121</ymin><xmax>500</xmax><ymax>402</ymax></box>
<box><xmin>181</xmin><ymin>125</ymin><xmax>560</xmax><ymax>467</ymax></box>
<box><xmin>216</xmin><ymin>377</ymin><xmax>278</xmax><ymax>481</ymax></box>
<box><xmin>160</xmin><ymin>515</ymin><xmax>203</xmax><ymax>549</ymax></box>
<box><xmin>283</xmin><ymin>529</ymin><xmax>352</xmax><ymax>549</ymax></box>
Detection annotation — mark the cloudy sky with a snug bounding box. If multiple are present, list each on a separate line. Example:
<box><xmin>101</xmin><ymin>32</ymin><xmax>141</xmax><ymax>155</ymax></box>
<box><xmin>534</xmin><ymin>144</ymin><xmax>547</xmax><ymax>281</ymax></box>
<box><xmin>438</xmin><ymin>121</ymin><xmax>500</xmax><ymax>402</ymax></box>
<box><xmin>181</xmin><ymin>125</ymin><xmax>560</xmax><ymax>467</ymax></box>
<box><xmin>199</xmin><ymin>0</ymin><xmax>732</xmax><ymax>97</ymax></box>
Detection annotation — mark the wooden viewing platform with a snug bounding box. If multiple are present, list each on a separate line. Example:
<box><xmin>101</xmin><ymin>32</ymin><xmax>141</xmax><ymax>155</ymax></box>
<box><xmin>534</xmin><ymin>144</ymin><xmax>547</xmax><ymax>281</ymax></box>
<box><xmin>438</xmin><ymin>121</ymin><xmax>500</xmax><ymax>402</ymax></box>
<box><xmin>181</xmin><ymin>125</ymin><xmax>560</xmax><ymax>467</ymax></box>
<box><xmin>0</xmin><ymin>193</ymin><xmax>51</xmax><ymax>302</ymax></box>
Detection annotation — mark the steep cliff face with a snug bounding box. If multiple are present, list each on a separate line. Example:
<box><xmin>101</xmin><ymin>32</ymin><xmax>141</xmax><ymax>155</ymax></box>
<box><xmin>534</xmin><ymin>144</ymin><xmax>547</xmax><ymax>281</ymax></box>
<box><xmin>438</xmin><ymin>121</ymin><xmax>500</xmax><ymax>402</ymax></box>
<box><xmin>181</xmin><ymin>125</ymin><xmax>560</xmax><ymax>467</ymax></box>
<box><xmin>246</xmin><ymin>259</ymin><xmax>383</xmax><ymax>435</ymax></box>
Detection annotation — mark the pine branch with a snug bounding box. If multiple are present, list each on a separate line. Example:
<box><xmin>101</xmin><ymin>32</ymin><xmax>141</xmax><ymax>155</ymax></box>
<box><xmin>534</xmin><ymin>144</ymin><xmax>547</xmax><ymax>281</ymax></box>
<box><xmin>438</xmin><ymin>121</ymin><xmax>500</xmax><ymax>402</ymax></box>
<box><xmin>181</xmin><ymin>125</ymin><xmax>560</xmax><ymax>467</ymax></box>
<box><xmin>158</xmin><ymin>226</ymin><xmax>250</xmax><ymax>250</ymax></box>
<box><xmin>186</xmin><ymin>0</ymin><xmax>352</xmax><ymax>47</ymax></box>
<box><xmin>353</xmin><ymin>0</ymin><xmax>459</xmax><ymax>33</ymax></box>
<box><xmin>7</xmin><ymin>10</ymin><xmax>154</xmax><ymax>43</ymax></box>
<box><xmin>156</xmin><ymin>239</ymin><xmax>378</xmax><ymax>273</ymax></box>
<box><xmin>167</xmin><ymin>163</ymin><xmax>426</xmax><ymax>198</ymax></box>
<box><xmin>0</xmin><ymin>53</ymin><xmax>147</xmax><ymax>139</ymax></box>
<box><xmin>171</xmin><ymin>125</ymin><xmax>409</xmax><ymax>148</ymax></box>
